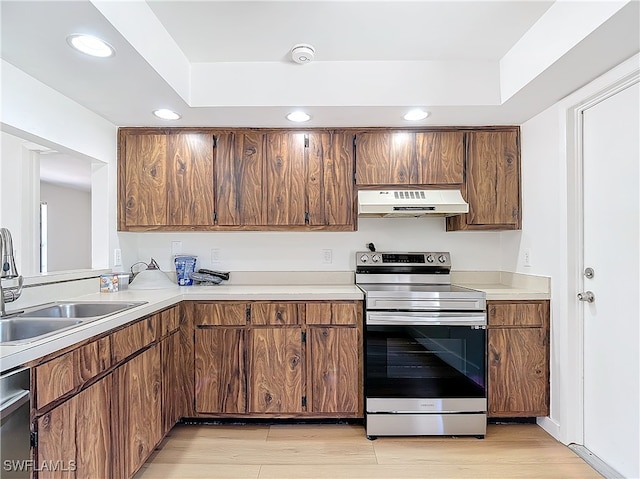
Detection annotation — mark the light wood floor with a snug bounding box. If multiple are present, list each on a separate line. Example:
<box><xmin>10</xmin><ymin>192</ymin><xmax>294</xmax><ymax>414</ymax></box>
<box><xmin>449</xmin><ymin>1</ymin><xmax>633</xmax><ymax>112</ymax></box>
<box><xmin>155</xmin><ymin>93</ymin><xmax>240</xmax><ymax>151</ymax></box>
<box><xmin>134</xmin><ymin>423</ymin><xmax>602</xmax><ymax>479</ymax></box>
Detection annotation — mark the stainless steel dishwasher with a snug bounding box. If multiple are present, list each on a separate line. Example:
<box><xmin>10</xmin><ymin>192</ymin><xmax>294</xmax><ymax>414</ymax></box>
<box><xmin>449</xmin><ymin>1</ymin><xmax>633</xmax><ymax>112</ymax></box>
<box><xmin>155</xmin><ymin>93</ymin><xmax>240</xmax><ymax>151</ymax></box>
<box><xmin>1</xmin><ymin>367</ymin><xmax>31</xmax><ymax>479</ymax></box>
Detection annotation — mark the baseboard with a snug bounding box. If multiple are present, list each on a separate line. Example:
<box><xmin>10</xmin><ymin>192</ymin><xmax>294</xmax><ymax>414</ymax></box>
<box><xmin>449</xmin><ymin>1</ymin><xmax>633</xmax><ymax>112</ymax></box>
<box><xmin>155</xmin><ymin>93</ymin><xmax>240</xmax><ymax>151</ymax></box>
<box><xmin>537</xmin><ymin>416</ymin><xmax>561</xmax><ymax>440</ymax></box>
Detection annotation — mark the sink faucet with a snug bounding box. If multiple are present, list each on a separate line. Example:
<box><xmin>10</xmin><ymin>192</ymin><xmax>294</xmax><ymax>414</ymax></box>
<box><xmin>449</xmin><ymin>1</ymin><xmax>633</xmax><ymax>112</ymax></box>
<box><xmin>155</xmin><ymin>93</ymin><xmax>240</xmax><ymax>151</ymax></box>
<box><xmin>0</xmin><ymin>228</ymin><xmax>23</xmax><ymax>317</ymax></box>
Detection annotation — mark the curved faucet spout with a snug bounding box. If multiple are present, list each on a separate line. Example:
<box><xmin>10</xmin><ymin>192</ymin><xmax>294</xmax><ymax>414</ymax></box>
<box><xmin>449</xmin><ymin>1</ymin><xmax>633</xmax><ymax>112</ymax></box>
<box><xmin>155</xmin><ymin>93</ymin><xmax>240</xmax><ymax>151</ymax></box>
<box><xmin>0</xmin><ymin>227</ymin><xmax>23</xmax><ymax>317</ymax></box>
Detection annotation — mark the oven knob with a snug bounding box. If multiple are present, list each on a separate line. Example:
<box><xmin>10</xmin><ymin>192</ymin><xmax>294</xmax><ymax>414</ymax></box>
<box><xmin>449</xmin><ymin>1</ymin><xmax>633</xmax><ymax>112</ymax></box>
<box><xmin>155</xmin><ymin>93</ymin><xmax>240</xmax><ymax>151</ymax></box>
<box><xmin>360</xmin><ymin>254</ymin><xmax>369</xmax><ymax>263</ymax></box>
<box><xmin>372</xmin><ymin>254</ymin><xmax>381</xmax><ymax>263</ymax></box>
<box><xmin>426</xmin><ymin>254</ymin><xmax>434</xmax><ymax>263</ymax></box>
<box><xmin>438</xmin><ymin>255</ymin><xmax>447</xmax><ymax>263</ymax></box>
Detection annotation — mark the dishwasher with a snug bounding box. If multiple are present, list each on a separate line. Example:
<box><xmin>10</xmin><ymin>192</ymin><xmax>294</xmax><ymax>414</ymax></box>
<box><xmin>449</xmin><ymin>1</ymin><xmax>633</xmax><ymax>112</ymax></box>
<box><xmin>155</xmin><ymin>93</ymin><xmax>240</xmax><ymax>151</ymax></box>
<box><xmin>1</xmin><ymin>367</ymin><xmax>31</xmax><ymax>479</ymax></box>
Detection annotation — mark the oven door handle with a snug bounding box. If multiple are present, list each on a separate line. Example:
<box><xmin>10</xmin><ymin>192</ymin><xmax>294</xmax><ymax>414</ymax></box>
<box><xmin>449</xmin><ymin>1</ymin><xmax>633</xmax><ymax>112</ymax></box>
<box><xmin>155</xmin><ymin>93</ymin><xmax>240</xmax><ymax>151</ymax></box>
<box><xmin>366</xmin><ymin>312</ymin><xmax>486</xmax><ymax>327</ymax></box>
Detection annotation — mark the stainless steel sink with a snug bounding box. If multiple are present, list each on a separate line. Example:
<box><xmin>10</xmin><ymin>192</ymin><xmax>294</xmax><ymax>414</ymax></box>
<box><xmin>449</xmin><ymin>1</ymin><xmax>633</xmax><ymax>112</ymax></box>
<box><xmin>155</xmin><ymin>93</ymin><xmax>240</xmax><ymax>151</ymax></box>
<box><xmin>18</xmin><ymin>301</ymin><xmax>146</xmax><ymax>319</ymax></box>
<box><xmin>0</xmin><ymin>318</ymin><xmax>83</xmax><ymax>344</ymax></box>
<box><xmin>0</xmin><ymin>301</ymin><xmax>147</xmax><ymax>345</ymax></box>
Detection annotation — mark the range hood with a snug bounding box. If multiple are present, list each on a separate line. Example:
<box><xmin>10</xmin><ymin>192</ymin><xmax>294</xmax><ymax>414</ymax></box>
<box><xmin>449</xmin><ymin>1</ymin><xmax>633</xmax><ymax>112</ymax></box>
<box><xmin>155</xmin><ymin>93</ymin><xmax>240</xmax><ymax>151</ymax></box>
<box><xmin>358</xmin><ymin>189</ymin><xmax>469</xmax><ymax>217</ymax></box>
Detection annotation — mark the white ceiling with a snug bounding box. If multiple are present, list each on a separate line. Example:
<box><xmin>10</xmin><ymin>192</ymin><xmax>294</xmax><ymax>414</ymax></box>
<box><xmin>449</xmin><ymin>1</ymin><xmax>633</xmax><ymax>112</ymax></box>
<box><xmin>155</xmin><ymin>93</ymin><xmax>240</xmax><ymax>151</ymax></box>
<box><xmin>1</xmin><ymin>0</ymin><xmax>639</xmax><ymax>129</ymax></box>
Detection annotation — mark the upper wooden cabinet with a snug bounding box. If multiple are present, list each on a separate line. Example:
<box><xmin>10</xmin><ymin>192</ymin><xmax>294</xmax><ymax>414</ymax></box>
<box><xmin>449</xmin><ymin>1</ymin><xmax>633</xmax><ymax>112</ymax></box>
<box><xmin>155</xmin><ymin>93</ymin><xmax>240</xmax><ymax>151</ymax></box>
<box><xmin>447</xmin><ymin>129</ymin><xmax>521</xmax><ymax>230</ymax></box>
<box><xmin>355</xmin><ymin>130</ymin><xmax>464</xmax><ymax>186</ymax></box>
<box><xmin>119</xmin><ymin>130</ymin><xmax>215</xmax><ymax>229</ymax></box>
<box><xmin>119</xmin><ymin>128</ymin><xmax>355</xmax><ymax>231</ymax></box>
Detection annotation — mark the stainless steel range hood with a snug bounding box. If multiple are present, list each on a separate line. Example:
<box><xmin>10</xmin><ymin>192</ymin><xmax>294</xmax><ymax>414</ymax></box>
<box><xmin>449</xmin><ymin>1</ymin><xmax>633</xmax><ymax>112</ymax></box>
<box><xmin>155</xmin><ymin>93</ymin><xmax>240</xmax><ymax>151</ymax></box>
<box><xmin>358</xmin><ymin>189</ymin><xmax>468</xmax><ymax>217</ymax></box>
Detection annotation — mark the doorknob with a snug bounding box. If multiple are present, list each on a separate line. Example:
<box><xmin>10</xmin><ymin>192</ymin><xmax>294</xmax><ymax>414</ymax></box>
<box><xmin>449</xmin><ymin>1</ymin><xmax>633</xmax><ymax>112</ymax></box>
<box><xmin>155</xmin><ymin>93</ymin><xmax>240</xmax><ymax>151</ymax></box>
<box><xmin>577</xmin><ymin>291</ymin><xmax>595</xmax><ymax>303</ymax></box>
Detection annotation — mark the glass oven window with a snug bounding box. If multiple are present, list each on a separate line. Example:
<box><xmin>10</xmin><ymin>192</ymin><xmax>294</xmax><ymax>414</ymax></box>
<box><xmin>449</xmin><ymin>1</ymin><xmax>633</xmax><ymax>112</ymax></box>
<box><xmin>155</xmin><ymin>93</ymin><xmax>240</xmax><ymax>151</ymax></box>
<box><xmin>366</xmin><ymin>325</ymin><xmax>486</xmax><ymax>398</ymax></box>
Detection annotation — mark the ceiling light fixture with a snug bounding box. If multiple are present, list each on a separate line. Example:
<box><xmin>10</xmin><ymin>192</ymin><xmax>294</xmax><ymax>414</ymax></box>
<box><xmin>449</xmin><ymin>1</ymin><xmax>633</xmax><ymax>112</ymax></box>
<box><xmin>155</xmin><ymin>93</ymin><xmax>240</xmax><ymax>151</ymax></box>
<box><xmin>153</xmin><ymin>109</ymin><xmax>182</xmax><ymax>120</ymax></box>
<box><xmin>286</xmin><ymin>111</ymin><xmax>311</xmax><ymax>122</ymax></box>
<box><xmin>291</xmin><ymin>44</ymin><xmax>315</xmax><ymax>64</ymax></box>
<box><xmin>403</xmin><ymin>109</ymin><xmax>430</xmax><ymax>121</ymax></box>
<box><xmin>66</xmin><ymin>34</ymin><xmax>115</xmax><ymax>58</ymax></box>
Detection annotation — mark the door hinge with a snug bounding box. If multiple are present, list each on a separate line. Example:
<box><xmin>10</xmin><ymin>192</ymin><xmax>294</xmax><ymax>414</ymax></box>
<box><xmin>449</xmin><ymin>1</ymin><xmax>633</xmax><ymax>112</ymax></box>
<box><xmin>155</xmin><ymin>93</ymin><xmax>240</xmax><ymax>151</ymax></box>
<box><xmin>246</xmin><ymin>306</ymin><xmax>251</xmax><ymax>323</ymax></box>
<box><xmin>213</xmin><ymin>211</ymin><xmax>218</xmax><ymax>223</ymax></box>
<box><xmin>304</xmin><ymin>212</ymin><xmax>310</xmax><ymax>224</ymax></box>
<box><xmin>212</xmin><ymin>135</ymin><xmax>217</xmax><ymax>148</ymax></box>
<box><xmin>30</xmin><ymin>430</ymin><xmax>38</xmax><ymax>448</ymax></box>
<box><xmin>302</xmin><ymin>396</ymin><xmax>307</xmax><ymax>407</ymax></box>
<box><xmin>301</xmin><ymin>331</ymin><xmax>306</xmax><ymax>343</ymax></box>
<box><xmin>353</xmin><ymin>136</ymin><xmax>357</xmax><ymax>147</ymax></box>
<box><xmin>304</xmin><ymin>134</ymin><xmax>309</xmax><ymax>148</ymax></box>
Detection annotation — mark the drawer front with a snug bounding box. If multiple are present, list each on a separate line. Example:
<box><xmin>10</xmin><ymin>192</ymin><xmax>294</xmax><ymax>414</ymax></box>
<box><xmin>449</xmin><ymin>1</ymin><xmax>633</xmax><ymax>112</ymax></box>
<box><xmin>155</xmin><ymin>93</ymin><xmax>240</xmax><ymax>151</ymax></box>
<box><xmin>195</xmin><ymin>302</ymin><xmax>247</xmax><ymax>326</ymax></box>
<box><xmin>111</xmin><ymin>316</ymin><xmax>157</xmax><ymax>363</ymax></box>
<box><xmin>251</xmin><ymin>303</ymin><xmax>299</xmax><ymax>325</ymax></box>
<box><xmin>36</xmin><ymin>350</ymin><xmax>75</xmax><ymax>409</ymax></box>
<box><xmin>488</xmin><ymin>301</ymin><xmax>548</xmax><ymax>327</ymax></box>
<box><xmin>306</xmin><ymin>302</ymin><xmax>359</xmax><ymax>325</ymax></box>
<box><xmin>161</xmin><ymin>306</ymin><xmax>180</xmax><ymax>336</ymax></box>
<box><xmin>75</xmin><ymin>336</ymin><xmax>111</xmax><ymax>384</ymax></box>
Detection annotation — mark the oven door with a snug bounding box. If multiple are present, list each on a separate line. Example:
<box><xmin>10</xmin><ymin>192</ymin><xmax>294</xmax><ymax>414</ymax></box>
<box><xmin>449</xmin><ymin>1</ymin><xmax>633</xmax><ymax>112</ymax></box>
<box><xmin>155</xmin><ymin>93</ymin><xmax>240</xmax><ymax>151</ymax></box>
<box><xmin>365</xmin><ymin>311</ymin><xmax>486</xmax><ymax>413</ymax></box>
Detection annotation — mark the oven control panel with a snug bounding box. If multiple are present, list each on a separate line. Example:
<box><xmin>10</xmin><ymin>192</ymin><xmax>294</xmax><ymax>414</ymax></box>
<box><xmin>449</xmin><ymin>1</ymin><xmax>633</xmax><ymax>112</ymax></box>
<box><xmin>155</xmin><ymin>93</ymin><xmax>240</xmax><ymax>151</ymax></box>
<box><xmin>356</xmin><ymin>251</ymin><xmax>451</xmax><ymax>267</ymax></box>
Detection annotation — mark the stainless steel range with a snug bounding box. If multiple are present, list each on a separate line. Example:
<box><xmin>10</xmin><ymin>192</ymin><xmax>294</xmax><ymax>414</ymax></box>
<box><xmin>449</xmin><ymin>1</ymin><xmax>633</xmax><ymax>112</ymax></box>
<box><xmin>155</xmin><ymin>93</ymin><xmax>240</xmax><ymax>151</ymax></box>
<box><xmin>356</xmin><ymin>251</ymin><xmax>487</xmax><ymax>439</ymax></box>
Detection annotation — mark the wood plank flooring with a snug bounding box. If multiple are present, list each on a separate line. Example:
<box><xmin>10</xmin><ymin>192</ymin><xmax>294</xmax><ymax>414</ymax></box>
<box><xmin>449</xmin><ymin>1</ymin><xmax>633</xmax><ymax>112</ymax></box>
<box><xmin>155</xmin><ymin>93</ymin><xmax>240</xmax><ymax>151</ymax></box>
<box><xmin>134</xmin><ymin>423</ymin><xmax>602</xmax><ymax>479</ymax></box>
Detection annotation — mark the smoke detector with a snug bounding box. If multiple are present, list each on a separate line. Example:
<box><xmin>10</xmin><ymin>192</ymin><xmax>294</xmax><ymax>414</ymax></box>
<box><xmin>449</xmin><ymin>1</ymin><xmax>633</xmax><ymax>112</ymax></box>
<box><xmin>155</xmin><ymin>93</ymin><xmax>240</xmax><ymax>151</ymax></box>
<box><xmin>291</xmin><ymin>44</ymin><xmax>315</xmax><ymax>64</ymax></box>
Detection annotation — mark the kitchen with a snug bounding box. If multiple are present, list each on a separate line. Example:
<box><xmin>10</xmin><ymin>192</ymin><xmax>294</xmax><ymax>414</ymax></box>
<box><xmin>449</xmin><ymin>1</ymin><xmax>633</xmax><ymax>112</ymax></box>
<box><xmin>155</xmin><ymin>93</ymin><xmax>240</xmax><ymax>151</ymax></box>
<box><xmin>0</xmin><ymin>1</ymin><xmax>639</xmax><ymax>479</ymax></box>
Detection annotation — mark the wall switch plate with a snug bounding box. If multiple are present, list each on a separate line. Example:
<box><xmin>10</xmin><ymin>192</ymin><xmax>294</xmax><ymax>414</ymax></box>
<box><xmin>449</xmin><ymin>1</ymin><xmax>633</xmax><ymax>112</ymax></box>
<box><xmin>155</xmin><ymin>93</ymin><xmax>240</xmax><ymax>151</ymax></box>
<box><xmin>211</xmin><ymin>248</ymin><xmax>221</xmax><ymax>264</ymax></box>
<box><xmin>523</xmin><ymin>248</ymin><xmax>532</xmax><ymax>267</ymax></box>
<box><xmin>113</xmin><ymin>248</ymin><xmax>122</xmax><ymax>267</ymax></box>
<box><xmin>322</xmin><ymin>249</ymin><xmax>333</xmax><ymax>264</ymax></box>
<box><xmin>171</xmin><ymin>241</ymin><xmax>182</xmax><ymax>256</ymax></box>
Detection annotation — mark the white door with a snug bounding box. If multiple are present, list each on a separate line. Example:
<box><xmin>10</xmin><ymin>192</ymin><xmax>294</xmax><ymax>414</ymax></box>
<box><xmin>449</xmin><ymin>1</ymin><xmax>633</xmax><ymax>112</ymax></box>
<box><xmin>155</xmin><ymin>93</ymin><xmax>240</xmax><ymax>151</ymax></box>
<box><xmin>581</xmin><ymin>81</ymin><xmax>639</xmax><ymax>478</ymax></box>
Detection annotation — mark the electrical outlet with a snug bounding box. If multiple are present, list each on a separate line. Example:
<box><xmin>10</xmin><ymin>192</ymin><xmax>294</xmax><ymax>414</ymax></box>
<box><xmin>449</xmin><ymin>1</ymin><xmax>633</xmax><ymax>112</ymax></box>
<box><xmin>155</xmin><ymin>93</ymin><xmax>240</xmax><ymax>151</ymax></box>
<box><xmin>322</xmin><ymin>249</ymin><xmax>333</xmax><ymax>264</ymax></box>
<box><xmin>171</xmin><ymin>241</ymin><xmax>182</xmax><ymax>256</ymax></box>
<box><xmin>211</xmin><ymin>248</ymin><xmax>221</xmax><ymax>264</ymax></box>
<box><xmin>113</xmin><ymin>249</ymin><xmax>122</xmax><ymax>267</ymax></box>
<box><xmin>523</xmin><ymin>248</ymin><xmax>532</xmax><ymax>267</ymax></box>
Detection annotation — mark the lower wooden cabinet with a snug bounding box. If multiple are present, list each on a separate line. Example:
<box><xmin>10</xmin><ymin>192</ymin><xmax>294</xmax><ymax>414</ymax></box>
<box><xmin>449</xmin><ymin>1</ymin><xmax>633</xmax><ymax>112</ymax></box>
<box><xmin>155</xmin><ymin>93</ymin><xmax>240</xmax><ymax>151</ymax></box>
<box><xmin>487</xmin><ymin>300</ymin><xmax>550</xmax><ymax>417</ymax></box>
<box><xmin>36</xmin><ymin>376</ymin><xmax>112</xmax><ymax>479</ymax></box>
<box><xmin>161</xmin><ymin>331</ymin><xmax>185</xmax><ymax>434</ymax></box>
<box><xmin>114</xmin><ymin>345</ymin><xmax>162</xmax><ymax>478</ymax></box>
<box><xmin>192</xmin><ymin>300</ymin><xmax>362</xmax><ymax>418</ymax></box>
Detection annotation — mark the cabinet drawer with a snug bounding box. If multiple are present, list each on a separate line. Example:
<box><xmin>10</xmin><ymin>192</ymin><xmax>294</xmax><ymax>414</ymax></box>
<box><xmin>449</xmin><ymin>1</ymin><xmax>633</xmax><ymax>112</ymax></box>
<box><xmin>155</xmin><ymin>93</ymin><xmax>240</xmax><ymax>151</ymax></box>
<box><xmin>488</xmin><ymin>301</ymin><xmax>548</xmax><ymax>327</ymax></box>
<box><xmin>35</xmin><ymin>337</ymin><xmax>112</xmax><ymax>409</ymax></box>
<box><xmin>195</xmin><ymin>302</ymin><xmax>247</xmax><ymax>326</ymax></box>
<box><xmin>251</xmin><ymin>303</ymin><xmax>300</xmax><ymax>325</ymax></box>
<box><xmin>306</xmin><ymin>302</ymin><xmax>359</xmax><ymax>325</ymax></box>
<box><xmin>160</xmin><ymin>306</ymin><xmax>180</xmax><ymax>336</ymax></box>
<box><xmin>111</xmin><ymin>316</ymin><xmax>158</xmax><ymax>363</ymax></box>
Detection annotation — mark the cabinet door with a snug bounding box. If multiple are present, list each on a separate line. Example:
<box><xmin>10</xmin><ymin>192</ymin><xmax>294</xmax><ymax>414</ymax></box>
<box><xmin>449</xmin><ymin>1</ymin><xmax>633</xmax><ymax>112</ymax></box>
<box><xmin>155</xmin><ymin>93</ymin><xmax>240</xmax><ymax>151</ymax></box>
<box><xmin>115</xmin><ymin>346</ymin><xmax>162</xmax><ymax>478</ymax></box>
<box><xmin>466</xmin><ymin>130</ymin><xmax>520</xmax><ymax>227</ymax></box>
<box><xmin>166</xmin><ymin>133</ymin><xmax>215</xmax><ymax>226</ymax></box>
<box><xmin>488</xmin><ymin>328</ymin><xmax>549</xmax><ymax>416</ymax></box>
<box><xmin>215</xmin><ymin>131</ymin><xmax>265</xmax><ymax>225</ymax></box>
<box><xmin>307</xmin><ymin>327</ymin><xmax>359</xmax><ymax>414</ymax></box>
<box><xmin>265</xmin><ymin>132</ymin><xmax>307</xmax><ymax>225</ymax></box>
<box><xmin>355</xmin><ymin>131</ymin><xmax>416</xmax><ymax>185</ymax></box>
<box><xmin>416</xmin><ymin>131</ymin><xmax>464</xmax><ymax>185</ymax></box>
<box><xmin>162</xmin><ymin>332</ymin><xmax>183</xmax><ymax>433</ymax></box>
<box><xmin>194</xmin><ymin>328</ymin><xmax>246</xmax><ymax>413</ymax></box>
<box><xmin>37</xmin><ymin>376</ymin><xmax>111</xmax><ymax>479</ymax></box>
<box><xmin>307</xmin><ymin>132</ymin><xmax>354</xmax><ymax>226</ymax></box>
<box><xmin>248</xmin><ymin>328</ymin><xmax>303</xmax><ymax>413</ymax></box>
<box><xmin>122</xmin><ymin>133</ymin><xmax>167</xmax><ymax>227</ymax></box>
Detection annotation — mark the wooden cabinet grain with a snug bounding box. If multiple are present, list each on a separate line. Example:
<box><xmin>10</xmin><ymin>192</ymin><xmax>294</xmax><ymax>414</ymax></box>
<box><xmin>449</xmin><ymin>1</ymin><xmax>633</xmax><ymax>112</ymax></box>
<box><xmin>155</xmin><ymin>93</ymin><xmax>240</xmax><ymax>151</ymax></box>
<box><xmin>119</xmin><ymin>130</ymin><xmax>215</xmax><ymax>229</ymax></box>
<box><xmin>161</xmin><ymin>331</ymin><xmax>184</xmax><ymax>434</ymax></box>
<box><xmin>192</xmin><ymin>300</ymin><xmax>362</xmax><ymax>418</ymax></box>
<box><xmin>487</xmin><ymin>300</ymin><xmax>549</xmax><ymax>417</ymax></box>
<box><xmin>447</xmin><ymin>129</ymin><xmax>521</xmax><ymax>230</ymax></box>
<box><xmin>36</xmin><ymin>375</ymin><xmax>112</xmax><ymax>479</ymax></box>
<box><xmin>355</xmin><ymin>130</ymin><xmax>463</xmax><ymax>186</ymax></box>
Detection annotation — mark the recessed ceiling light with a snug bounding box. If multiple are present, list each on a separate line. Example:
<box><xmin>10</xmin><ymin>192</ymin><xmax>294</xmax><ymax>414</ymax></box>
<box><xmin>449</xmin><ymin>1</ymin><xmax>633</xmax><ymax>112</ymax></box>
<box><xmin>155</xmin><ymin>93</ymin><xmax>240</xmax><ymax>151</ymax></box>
<box><xmin>153</xmin><ymin>109</ymin><xmax>182</xmax><ymax>120</ymax></box>
<box><xmin>66</xmin><ymin>34</ymin><xmax>115</xmax><ymax>58</ymax></box>
<box><xmin>403</xmin><ymin>109</ymin><xmax>430</xmax><ymax>121</ymax></box>
<box><xmin>286</xmin><ymin>111</ymin><xmax>311</xmax><ymax>122</ymax></box>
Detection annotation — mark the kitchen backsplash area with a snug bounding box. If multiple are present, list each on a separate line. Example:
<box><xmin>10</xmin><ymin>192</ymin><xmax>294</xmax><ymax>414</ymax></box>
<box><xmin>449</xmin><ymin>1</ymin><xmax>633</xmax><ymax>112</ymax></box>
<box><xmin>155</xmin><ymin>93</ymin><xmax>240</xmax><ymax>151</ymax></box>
<box><xmin>119</xmin><ymin>217</ymin><xmax>514</xmax><ymax>275</ymax></box>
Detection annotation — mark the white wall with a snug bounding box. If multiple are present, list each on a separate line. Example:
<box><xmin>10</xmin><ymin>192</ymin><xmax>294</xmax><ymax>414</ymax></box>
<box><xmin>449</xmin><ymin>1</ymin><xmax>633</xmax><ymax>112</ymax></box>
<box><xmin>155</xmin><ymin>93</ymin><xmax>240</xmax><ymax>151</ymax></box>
<box><xmin>40</xmin><ymin>182</ymin><xmax>92</xmax><ymax>272</ymax></box>
<box><xmin>501</xmin><ymin>53</ymin><xmax>640</xmax><ymax>444</ymax></box>
<box><xmin>0</xmin><ymin>60</ymin><xmax>118</xmax><ymax>275</ymax></box>
<box><xmin>122</xmin><ymin>218</ymin><xmax>504</xmax><ymax>274</ymax></box>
